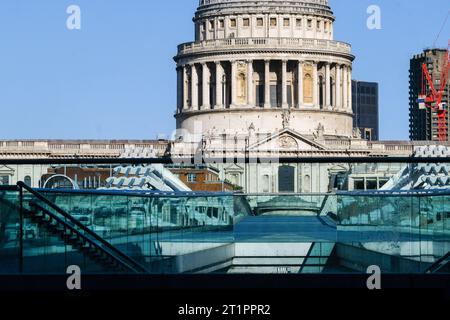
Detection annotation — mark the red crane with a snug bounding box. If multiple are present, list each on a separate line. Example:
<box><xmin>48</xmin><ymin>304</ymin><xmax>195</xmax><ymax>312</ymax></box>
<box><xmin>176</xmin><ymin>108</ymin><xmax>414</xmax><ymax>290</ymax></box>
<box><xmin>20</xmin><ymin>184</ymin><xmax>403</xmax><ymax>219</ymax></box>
<box><xmin>418</xmin><ymin>40</ymin><xmax>450</xmax><ymax>142</ymax></box>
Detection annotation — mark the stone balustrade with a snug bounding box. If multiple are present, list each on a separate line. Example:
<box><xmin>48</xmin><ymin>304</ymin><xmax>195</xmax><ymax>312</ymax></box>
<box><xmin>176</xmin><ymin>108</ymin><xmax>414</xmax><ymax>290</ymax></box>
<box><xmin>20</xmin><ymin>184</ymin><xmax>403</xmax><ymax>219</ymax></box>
<box><xmin>178</xmin><ymin>37</ymin><xmax>352</xmax><ymax>56</ymax></box>
<box><xmin>0</xmin><ymin>140</ymin><xmax>169</xmax><ymax>158</ymax></box>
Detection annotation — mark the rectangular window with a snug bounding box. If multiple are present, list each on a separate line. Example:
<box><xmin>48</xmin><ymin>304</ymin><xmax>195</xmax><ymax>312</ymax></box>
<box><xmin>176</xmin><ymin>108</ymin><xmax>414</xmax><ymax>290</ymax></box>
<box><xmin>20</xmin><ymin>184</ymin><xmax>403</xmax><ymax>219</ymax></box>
<box><xmin>243</xmin><ymin>18</ymin><xmax>250</xmax><ymax>27</ymax></box>
<box><xmin>354</xmin><ymin>179</ymin><xmax>365</xmax><ymax>190</ymax></box>
<box><xmin>230</xmin><ymin>18</ymin><xmax>237</xmax><ymax>28</ymax></box>
<box><xmin>257</xmin><ymin>18</ymin><xmax>264</xmax><ymax>27</ymax></box>
<box><xmin>317</xmin><ymin>21</ymin><xmax>321</xmax><ymax>30</ymax></box>
<box><xmin>270</xmin><ymin>17</ymin><xmax>277</xmax><ymax>27</ymax></box>
<box><xmin>364</xmin><ymin>129</ymin><xmax>373</xmax><ymax>141</ymax></box>
<box><xmin>296</xmin><ymin>18</ymin><xmax>302</xmax><ymax>28</ymax></box>
<box><xmin>366</xmin><ymin>179</ymin><xmax>377</xmax><ymax>190</ymax></box>
<box><xmin>0</xmin><ymin>175</ymin><xmax>9</xmax><ymax>185</ymax></box>
<box><xmin>187</xmin><ymin>173</ymin><xmax>197</xmax><ymax>183</ymax></box>
<box><xmin>307</xmin><ymin>19</ymin><xmax>312</xmax><ymax>28</ymax></box>
<box><xmin>219</xmin><ymin>19</ymin><xmax>224</xmax><ymax>29</ymax></box>
<box><xmin>283</xmin><ymin>18</ymin><xmax>290</xmax><ymax>27</ymax></box>
<box><xmin>209</xmin><ymin>20</ymin><xmax>214</xmax><ymax>30</ymax></box>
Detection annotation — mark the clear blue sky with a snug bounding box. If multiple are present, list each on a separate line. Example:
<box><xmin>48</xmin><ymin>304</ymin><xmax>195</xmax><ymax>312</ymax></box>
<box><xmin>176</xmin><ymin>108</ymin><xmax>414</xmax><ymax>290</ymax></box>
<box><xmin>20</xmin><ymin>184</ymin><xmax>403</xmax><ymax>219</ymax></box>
<box><xmin>0</xmin><ymin>0</ymin><xmax>448</xmax><ymax>140</ymax></box>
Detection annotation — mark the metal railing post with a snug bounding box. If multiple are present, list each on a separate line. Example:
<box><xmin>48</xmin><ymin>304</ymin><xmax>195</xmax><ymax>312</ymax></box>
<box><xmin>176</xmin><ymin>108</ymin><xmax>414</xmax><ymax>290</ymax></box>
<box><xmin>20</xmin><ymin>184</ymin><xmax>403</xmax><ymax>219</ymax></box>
<box><xmin>18</xmin><ymin>183</ymin><xmax>24</xmax><ymax>274</ymax></box>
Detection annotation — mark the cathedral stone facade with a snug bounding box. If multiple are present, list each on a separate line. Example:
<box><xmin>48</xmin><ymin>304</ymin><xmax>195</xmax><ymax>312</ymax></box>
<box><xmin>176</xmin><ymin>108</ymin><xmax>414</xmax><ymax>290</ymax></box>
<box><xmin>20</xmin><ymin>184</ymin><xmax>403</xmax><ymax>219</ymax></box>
<box><xmin>174</xmin><ymin>0</ymin><xmax>354</xmax><ymax>138</ymax></box>
<box><xmin>170</xmin><ymin>0</ymin><xmax>448</xmax><ymax>193</ymax></box>
<box><xmin>171</xmin><ymin>0</ymin><xmax>400</xmax><ymax>162</ymax></box>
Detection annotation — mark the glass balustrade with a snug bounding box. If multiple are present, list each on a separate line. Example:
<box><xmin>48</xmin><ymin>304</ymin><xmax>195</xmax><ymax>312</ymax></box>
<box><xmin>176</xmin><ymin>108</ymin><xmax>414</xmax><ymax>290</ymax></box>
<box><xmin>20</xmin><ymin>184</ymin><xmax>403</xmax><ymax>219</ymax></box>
<box><xmin>0</xmin><ymin>160</ymin><xmax>449</xmax><ymax>275</ymax></box>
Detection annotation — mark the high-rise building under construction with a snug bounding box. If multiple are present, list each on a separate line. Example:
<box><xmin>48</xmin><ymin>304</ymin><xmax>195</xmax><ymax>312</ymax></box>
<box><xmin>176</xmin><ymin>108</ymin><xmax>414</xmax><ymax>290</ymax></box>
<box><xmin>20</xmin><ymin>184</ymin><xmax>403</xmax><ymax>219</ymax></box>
<box><xmin>409</xmin><ymin>48</ymin><xmax>450</xmax><ymax>141</ymax></box>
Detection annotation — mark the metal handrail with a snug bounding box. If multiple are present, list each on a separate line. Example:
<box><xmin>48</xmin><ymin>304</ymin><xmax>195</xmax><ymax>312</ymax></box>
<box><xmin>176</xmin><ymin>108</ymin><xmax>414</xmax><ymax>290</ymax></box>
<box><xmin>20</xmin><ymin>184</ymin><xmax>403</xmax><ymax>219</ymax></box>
<box><xmin>0</xmin><ymin>185</ymin><xmax>20</xmax><ymax>192</ymax></box>
<box><xmin>22</xmin><ymin>186</ymin><xmax>450</xmax><ymax>200</ymax></box>
<box><xmin>30</xmin><ymin>202</ymin><xmax>139</xmax><ymax>272</ymax></box>
<box><xmin>425</xmin><ymin>251</ymin><xmax>450</xmax><ymax>273</ymax></box>
<box><xmin>36</xmin><ymin>188</ymin><xmax>233</xmax><ymax>199</ymax></box>
<box><xmin>17</xmin><ymin>182</ymin><xmax>149</xmax><ymax>274</ymax></box>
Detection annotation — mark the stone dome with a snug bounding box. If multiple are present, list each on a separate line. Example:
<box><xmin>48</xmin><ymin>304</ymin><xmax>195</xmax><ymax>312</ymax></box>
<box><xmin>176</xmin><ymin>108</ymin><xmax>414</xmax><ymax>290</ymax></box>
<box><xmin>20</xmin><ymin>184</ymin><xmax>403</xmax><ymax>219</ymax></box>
<box><xmin>196</xmin><ymin>0</ymin><xmax>334</xmax><ymax>20</ymax></box>
<box><xmin>174</xmin><ymin>0</ymin><xmax>354</xmax><ymax>139</ymax></box>
<box><xmin>192</xmin><ymin>0</ymin><xmax>336</xmax><ymax>43</ymax></box>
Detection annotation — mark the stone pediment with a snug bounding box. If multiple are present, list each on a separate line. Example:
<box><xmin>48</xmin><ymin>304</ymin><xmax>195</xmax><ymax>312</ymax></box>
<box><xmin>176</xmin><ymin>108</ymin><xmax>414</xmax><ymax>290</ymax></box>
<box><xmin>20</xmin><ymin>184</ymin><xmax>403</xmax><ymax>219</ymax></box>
<box><xmin>0</xmin><ymin>165</ymin><xmax>15</xmax><ymax>174</ymax></box>
<box><xmin>224</xmin><ymin>163</ymin><xmax>244</xmax><ymax>172</ymax></box>
<box><xmin>248</xmin><ymin>128</ymin><xmax>327</xmax><ymax>152</ymax></box>
<box><xmin>0</xmin><ymin>165</ymin><xmax>14</xmax><ymax>173</ymax></box>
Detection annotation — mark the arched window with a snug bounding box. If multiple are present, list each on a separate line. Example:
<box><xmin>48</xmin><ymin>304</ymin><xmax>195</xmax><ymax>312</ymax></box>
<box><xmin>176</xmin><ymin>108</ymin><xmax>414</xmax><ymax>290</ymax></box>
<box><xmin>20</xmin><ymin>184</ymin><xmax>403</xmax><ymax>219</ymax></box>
<box><xmin>43</xmin><ymin>175</ymin><xmax>77</xmax><ymax>190</ymax></box>
<box><xmin>304</xmin><ymin>175</ymin><xmax>311</xmax><ymax>193</ymax></box>
<box><xmin>262</xmin><ymin>174</ymin><xmax>270</xmax><ymax>193</ymax></box>
<box><xmin>303</xmin><ymin>73</ymin><xmax>313</xmax><ymax>103</ymax></box>
<box><xmin>24</xmin><ymin>176</ymin><xmax>32</xmax><ymax>187</ymax></box>
<box><xmin>237</xmin><ymin>72</ymin><xmax>247</xmax><ymax>104</ymax></box>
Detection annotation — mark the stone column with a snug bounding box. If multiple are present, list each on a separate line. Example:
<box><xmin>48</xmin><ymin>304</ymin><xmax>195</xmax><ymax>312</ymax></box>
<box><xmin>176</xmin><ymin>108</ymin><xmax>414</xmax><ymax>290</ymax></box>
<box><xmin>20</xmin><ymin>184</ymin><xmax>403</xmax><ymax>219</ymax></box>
<box><xmin>312</xmin><ymin>62</ymin><xmax>318</xmax><ymax>107</ymax></box>
<box><xmin>348</xmin><ymin>67</ymin><xmax>353</xmax><ymax>112</ymax></box>
<box><xmin>335</xmin><ymin>64</ymin><xmax>341</xmax><ymax>109</ymax></box>
<box><xmin>264</xmin><ymin>60</ymin><xmax>271</xmax><ymax>108</ymax></box>
<box><xmin>215</xmin><ymin>61</ymin><xmax>223</xmax><ymax>109</ymax></box>
<box><xmin>277</xmin><ymin>15</ymin><xmax>281</xmax><ymax>38</ymax></box>
<box><xmin>247</xmin><ymin>60</ymin><xmax>254</xmax><ymax>106</ymax></box>
<box><xmin>290</xmin><ymin>16</ymin><xmax>294</xmax><ymax>37</ymax></box>
<box><xmin>281</xmin><ymin>59</ymin><xmax>288</xmax><ymax>108</ymax></box>
<box><xmin>224</xmin><ymin>17</ymin><xmax>229</xmax><ymax>38</ymax></box>
<box><xmin>342</xmin><ymin>65</ymin><xmax>348</xmax><ymax>111</ymax></box>
<box><xmin>231</xmin><ymin>60</ymin><xmax>237</xmax><ymax>107</ymax></box>
<box><xmin>183</xmin><ymin>66</ymin><xmax>189</xmax><ymax>110</ymax></box>
<box><xmin>176</xmin><ymin>67</ymin><xmax>183</xmax><ymax>112</ymax></box>
<box><xmin>202</xmin><ymin>63</ymin><xmax>210</xmax><ymax>110</ymax></box>
<box><xmin>325</xmin><ymin>62</ymin><xmax>331</xmax><ymax>109</ymax></box>
<box><xmin>297</xmin><ymin>61</ymin><xmax>303</xmax><ymax>108</ymax></box>
<box><xmin>313</xmin><ymin>18</ymin><xmax>317</xmax><ymax>39</ymax></box>
<box><xmin>191</xmin><ymin>64</ymin><xmax>198</xmax><ymax>110</ymax></box>
<box><xmin>300</xmin><ymin>19</ymin><xmax>305</xmax><ymax>38</ymax></box>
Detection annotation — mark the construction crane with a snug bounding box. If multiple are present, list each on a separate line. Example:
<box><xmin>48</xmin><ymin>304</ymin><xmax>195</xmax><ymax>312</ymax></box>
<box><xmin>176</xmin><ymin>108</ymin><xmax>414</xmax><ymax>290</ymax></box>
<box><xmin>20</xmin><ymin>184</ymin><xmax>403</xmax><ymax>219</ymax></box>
<box><xmin>418</xmin><ymin>40</ymin><xmax>450</xmax><ymax>142</ymax></box>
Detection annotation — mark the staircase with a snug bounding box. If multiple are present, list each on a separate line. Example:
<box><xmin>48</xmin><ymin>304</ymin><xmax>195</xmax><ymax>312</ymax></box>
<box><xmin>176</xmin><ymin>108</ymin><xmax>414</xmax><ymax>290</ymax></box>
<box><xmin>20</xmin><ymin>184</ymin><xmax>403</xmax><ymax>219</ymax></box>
<box><xmin>17</xmin><ymin>182</ymin><xmax>148</xmax><ymax>274</ymax></box>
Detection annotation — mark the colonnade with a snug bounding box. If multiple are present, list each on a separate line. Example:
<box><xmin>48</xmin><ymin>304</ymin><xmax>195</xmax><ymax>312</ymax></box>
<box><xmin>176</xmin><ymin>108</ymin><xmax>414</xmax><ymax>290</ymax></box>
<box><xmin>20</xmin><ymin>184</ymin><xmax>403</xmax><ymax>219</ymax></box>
<box><xmin>177</xmin><ymin>60</ymin><xmax>352</xmax><ymax>112</ymax></box>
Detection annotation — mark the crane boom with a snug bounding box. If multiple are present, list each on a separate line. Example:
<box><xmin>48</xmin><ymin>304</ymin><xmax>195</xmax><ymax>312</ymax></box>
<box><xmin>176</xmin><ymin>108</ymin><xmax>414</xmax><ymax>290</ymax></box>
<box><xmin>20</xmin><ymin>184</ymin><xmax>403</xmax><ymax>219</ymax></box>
<box><xmin>436</xmin><ymin>42</ymin><xmax>450</xmax><ymax>107</ymax></box>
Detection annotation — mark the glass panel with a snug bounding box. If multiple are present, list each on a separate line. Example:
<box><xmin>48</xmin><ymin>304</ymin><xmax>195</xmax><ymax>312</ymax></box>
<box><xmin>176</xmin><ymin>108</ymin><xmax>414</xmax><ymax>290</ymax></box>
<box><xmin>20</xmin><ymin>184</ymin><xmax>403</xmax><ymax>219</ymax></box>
<box><xmin>0</xmin><ymin>188</ymin><xmax>20</xmax><ymax>274</ymax></box>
